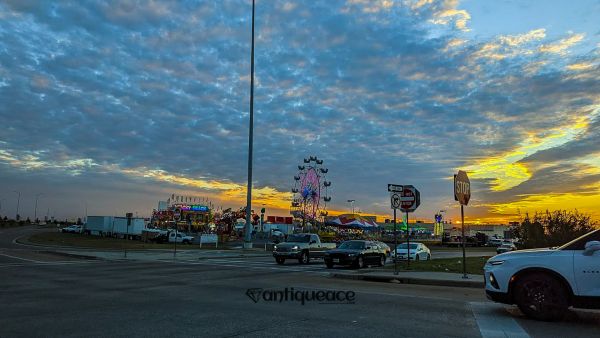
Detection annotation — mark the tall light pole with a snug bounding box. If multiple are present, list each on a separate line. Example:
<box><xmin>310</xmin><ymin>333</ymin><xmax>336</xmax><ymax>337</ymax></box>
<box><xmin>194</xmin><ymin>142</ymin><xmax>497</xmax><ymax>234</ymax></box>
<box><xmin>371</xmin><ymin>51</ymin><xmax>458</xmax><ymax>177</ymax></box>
<box><xmin>347</xmin><ymin>200</ymin><xmax>355</xmax><ymax>215</ymax></box>
<box><xmin>34</xmin><ymin>193</ymin><xmax>43</xmax><ymax>223</ymax></box>
<box><xmin>13</xmin><ymin>190</ymin><xmax>20</xmax><ymax>220</ymax></box>
<box><xmin>243</xmin><ymin>0</ymin><xmax>256</xmax><ymax>249</ymax></box>
<box><xmin>0</xmin><ymin>198</ymin><xmax>5</xmax><ymax>217</ymax></box>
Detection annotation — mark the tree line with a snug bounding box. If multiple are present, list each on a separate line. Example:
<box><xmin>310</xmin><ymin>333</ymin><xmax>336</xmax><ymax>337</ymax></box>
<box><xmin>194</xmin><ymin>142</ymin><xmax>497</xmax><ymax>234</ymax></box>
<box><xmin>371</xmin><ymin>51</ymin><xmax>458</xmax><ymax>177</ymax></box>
<box><xmin>514</xmin><ymin>210</ymin><xmax>598</xmax><ymax>249</ymax></box>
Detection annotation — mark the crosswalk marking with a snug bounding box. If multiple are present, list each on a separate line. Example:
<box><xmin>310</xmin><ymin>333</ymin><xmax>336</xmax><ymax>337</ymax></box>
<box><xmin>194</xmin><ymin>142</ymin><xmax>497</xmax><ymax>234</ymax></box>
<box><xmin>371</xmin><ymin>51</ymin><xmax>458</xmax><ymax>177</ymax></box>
<box><xmin>470</xmin><ymin>302</ymin><xmax>530</xmax><ymax>338</ymax></box>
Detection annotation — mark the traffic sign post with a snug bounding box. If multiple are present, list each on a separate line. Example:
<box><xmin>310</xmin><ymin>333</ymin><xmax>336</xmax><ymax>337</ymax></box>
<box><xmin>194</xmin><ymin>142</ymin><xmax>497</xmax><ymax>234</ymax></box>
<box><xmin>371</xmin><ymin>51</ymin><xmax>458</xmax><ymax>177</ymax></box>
<box><xmin>399</xmin><ymin>185</ymin><xmax>420</xmax><ymax>269</ymax></box>
<box><xmin>454</xmin><ymin>170</ymin><xmax>471</xmax><ymax>279</ymax></box>
<box><xmin>388</xmin><ymin>185</ymin><xmax>402</xmax><ymax>276</ymax></box>
<box><xmin>174</xmin><ymin>209</ymin><xmax>181</xmax><ymax>258</ymax></box>
<box><xmin>389</xmin><ymin>184</ymin><xmax>420</xmax><ymax>273</ymax></box>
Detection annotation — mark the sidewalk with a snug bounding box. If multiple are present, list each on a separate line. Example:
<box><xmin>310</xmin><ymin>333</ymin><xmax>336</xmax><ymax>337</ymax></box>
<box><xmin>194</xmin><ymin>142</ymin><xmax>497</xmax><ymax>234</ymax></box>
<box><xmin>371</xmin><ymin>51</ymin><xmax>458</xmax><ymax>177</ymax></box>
<box><xmin>331</xmin><ymin>270</ymin><xmax>484</xmax><ymax>288</ymax></box>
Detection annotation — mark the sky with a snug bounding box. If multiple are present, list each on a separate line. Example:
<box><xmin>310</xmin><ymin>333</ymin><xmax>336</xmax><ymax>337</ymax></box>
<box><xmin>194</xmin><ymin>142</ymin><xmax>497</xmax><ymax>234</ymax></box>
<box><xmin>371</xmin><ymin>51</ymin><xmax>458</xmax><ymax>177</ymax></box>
<box><xmin>0</xmin><ymin>0</ymin><xmax>599</xmax><ymax>224</ymax></box>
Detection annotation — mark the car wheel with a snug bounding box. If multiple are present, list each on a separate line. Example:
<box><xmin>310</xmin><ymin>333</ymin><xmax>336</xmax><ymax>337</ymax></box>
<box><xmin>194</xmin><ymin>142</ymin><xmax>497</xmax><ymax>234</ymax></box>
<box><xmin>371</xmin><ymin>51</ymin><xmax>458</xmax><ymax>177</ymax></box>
<box><xmin>275</xmin><ymin>257</ymin><xmax>285</xmax><ymax>265</ymax></box>
<box><xmin>415</xmin><ymin>254</ymin><xmax>420</xmax><ymax>261</ymax></box>
<box><xmin>426</xmin><ymin>254</ymin><xmax>431</xmax><ymax>261</ymax></box>
<box><xmin>299</xmin><ymin>252</ymin><xmax>309</xmax><ymax>264</ymax></box>
<box><xmin>378</xmin><ymin>255</ymin><xmax>386</xmax><ymax>267</ymax></box>
<box><xmin>514</xmin><ymin>272</ymin><xmax>569</xmax><ymax>321</ymax></box>
<box><xmin>182</xmin><ymin>240</ymin><xmax>189</xmax><ymax>244</ymax></box>
<box><xmin>326</xmin><ymin>261</ymin><xmax>334</xmax><ymax>269</ymax></box>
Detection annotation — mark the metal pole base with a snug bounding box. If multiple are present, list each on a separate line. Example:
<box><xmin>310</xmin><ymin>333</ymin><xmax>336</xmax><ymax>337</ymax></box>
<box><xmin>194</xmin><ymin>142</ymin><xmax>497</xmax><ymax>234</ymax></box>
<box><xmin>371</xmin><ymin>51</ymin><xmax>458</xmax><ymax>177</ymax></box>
<box><xmin>462</xmin><ymin>275</ymin><xmax>469</xmax><ymax>279</ymax></box>
<box><xmin>243</xmin><ymin>242</ymin><xmax>253</xmax><ymax>249</ymax></box>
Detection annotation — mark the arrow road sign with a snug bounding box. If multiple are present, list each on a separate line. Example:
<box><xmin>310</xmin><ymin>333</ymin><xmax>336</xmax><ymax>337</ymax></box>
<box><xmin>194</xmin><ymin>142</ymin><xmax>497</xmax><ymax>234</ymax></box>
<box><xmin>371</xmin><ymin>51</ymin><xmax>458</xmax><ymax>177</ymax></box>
<box><xmin>388</xmin><ymin>184</ymin><xmax>403</xmax><ymax>192</ymax></box>
<box><xmin>390</xmin><ymin>193</ymin><xmax>402</xmax><ymax>209</ymax></box>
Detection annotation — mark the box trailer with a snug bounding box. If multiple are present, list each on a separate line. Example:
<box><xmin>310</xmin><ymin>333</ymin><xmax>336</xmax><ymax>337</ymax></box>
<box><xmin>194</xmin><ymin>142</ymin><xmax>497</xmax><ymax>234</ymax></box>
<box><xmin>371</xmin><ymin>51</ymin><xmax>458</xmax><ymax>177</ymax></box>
<box><xmin>84</xmin><ymin>216</ymin><xmax>114</xmax><ymax>236</ymax></box>
<box><xmin>111</xmin><ymin>217</ymin><xmax>147</xmax><ymax>239</ymax></box>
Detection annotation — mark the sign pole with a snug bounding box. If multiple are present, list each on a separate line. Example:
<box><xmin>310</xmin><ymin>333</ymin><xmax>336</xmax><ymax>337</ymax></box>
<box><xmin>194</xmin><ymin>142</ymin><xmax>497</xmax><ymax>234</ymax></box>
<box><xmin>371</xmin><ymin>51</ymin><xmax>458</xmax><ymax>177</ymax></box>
<box><xmin>461</xmin><ymin>205</ymin><xmax>467</xmax><ymax>279</ymax></box>
<box><xmin>393</xmin><ymin>207</ymin><xmax>397</xmax><ymax>275</ymax></box>
<box><xmin>406</xmin><ymin>211</ymin><xmax>410</xmax><ymax>270</ymax></box>
<box><xmin>174</xmin><ymin>221</ymin><xmax>178</xmax><ymax>258</ymax></box>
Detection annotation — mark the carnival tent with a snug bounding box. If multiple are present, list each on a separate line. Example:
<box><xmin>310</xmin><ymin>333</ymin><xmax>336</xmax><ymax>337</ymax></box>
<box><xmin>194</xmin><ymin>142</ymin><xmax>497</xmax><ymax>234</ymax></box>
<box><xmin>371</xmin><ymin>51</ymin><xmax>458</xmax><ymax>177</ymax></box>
<box><xmin>327</xmin><ymin>214</ymin><xmax>381</xmax><ymax>229</ymax></box>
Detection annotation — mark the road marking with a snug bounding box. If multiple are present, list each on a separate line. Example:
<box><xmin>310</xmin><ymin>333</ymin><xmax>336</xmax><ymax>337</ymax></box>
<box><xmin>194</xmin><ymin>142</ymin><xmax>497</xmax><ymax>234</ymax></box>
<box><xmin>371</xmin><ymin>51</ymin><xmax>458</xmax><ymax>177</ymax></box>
<box><xmin>0</xmin><ymin>260</ymin><xmax>98</xmax><ymax>268</ymax></box>
<box><xmin>161</xmin><ymin>259</ymin><xmax>331</xmax><ymax>275</ymax></box>
<box><xmin>470</xmin><ymin>302</ymin><xmax>530</xmax><ymax>338</ymax></box>
<box><xmin>0</xmin><ymin>252</ymin><xmax>44</xmax><ymax>263</ymax></box>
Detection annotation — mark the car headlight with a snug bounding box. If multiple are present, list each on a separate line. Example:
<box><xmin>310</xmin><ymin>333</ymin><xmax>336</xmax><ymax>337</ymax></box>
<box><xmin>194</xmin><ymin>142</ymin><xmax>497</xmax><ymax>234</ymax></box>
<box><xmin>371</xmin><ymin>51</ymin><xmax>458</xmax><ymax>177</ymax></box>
<box><xmin>291</xmin><ymin>245</ymin><xmax>299</xmax><ymax>251</ymax></box>
<box><xmin>348</xmin><ymin>253</ymin><xmax>356</xmax><ymax>257</ymax></box>
<box><xmin>273</xmin><ymin>245</ymin><xmax>278</xmax><ymax>250</ymax></box>
<box><xmin>488</xmin><ymin>260</ymin><xmax>504</xmax><ymax>266</ymax></box>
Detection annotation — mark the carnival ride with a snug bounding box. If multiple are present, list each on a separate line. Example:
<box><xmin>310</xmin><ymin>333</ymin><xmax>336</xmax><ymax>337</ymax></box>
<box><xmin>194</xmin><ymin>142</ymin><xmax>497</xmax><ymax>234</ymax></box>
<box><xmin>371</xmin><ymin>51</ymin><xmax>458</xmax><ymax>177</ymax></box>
<box><xmin>291</xmin><ymin>156</ymin><xmax>331</xmax><ymax>228</ymax></box>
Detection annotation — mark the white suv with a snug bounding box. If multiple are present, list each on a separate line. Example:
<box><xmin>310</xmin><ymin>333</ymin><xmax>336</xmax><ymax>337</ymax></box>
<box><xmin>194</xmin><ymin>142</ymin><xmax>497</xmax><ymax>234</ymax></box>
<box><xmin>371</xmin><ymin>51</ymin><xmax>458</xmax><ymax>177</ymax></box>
<box><xmin>485</xmin><ymin>229</ymin><xmax>600</xmax><ymax>321</ymax></box>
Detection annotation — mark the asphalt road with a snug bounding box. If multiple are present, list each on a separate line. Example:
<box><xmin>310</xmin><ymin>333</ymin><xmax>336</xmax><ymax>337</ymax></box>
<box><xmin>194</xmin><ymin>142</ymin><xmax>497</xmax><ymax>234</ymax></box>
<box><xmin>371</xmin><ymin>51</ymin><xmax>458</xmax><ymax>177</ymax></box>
<box><xmin>1</xmin><ymin>226</ymin><xmax>599</xmax><ymax>337</ymax></box>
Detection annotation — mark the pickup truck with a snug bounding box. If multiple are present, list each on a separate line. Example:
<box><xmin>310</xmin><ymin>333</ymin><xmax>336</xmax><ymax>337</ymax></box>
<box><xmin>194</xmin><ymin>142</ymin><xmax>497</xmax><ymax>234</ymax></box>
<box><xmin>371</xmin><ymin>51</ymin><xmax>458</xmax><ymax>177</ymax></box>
<box><xmin>168</xmin><ymin>231</ymin><xmax>195</xmax><ymax>244</ymax></box>
<box><xmin>485</xmin><ymin>229</ymin><xmax>600</xmax><ymax>321</ymax></box>
<box><xmin>273</xmin><ymin>233</ymin><xmax>336</xmax><ymax>264</ymax></box>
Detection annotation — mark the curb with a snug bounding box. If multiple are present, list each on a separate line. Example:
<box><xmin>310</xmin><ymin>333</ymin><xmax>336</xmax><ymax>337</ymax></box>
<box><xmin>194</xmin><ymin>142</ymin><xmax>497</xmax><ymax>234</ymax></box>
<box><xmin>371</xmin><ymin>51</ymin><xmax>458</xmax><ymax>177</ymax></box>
<box><xmin>330</xmin><ymin>273</ymin><xmax>484</xmax><ymax>289</ymax></box>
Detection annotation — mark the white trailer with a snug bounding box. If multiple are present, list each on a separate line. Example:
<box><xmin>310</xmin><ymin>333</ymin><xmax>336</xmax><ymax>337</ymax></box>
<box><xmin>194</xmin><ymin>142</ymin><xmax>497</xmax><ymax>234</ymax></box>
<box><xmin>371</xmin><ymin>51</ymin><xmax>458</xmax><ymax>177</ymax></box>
<box><xmin>84</xmin><ymin>216</ymin><xmax>114</xmax><ymax>236</ymax></box>
<box><xmin>111</xmin><ymin>217</ymin><xmax>147</xmax><ymax>239</ymax></box>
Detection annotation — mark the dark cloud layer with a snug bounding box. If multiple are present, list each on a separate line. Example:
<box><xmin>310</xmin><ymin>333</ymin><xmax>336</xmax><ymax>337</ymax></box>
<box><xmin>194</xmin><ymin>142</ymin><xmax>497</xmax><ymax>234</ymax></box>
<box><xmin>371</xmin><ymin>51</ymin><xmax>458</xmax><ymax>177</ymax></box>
<box><xmin>0</xmin><ymin>0</ymin><xmax>598</xmax><ymax>221</ymax></box>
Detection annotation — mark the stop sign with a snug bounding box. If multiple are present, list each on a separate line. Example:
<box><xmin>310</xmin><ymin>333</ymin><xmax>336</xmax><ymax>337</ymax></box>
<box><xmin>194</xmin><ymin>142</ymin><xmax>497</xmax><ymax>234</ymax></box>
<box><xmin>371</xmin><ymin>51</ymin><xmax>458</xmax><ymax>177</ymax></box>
<box><xmin>454</xmin><ymin>170</ymin><xmax>471</xmax><ymax>206</ymax></box>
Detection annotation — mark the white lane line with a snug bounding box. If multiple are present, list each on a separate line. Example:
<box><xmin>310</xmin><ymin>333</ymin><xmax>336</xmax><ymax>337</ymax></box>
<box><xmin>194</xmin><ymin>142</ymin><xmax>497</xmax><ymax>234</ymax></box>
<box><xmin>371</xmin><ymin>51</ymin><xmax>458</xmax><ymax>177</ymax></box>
<box><xmin>0</xmin><ymin>261</ymin><xmax>98</xmax><ymax>268</ymax></box>
<box><xmin>161</xmin><ymin>259</ymin><xmax>330</xmax><ymax>275</ymax></box>
<box><xmin>0</xmin><ymin>253</ymin><xmax>44</xmax><ymax>263</ymax></box>
<box><xmin>470</xmin><ymin>302</ymin><xmax>530</xmax><ymax>338</ymax></box>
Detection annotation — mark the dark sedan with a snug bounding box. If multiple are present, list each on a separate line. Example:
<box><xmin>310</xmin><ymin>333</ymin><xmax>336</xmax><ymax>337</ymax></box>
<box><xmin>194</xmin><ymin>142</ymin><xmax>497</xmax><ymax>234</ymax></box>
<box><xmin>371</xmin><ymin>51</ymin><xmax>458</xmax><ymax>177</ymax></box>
<box><xmin>324</xmin><ymin>240</ymin><xmax>387</xmax><ymax>269</ymax></box>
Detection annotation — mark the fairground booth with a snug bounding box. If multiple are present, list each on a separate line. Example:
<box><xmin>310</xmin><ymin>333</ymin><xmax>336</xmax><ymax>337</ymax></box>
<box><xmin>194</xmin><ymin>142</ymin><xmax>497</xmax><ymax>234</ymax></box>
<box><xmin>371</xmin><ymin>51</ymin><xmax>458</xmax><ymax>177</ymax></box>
<box><xmin>322</xmin><ymin>214</ymin><xmax>382</xmax><ymax>242</ymax></box>
<box><xmin>152</xmin><ymin>196</ymin><xmax>213</xmax><ymax>232</ymax></box>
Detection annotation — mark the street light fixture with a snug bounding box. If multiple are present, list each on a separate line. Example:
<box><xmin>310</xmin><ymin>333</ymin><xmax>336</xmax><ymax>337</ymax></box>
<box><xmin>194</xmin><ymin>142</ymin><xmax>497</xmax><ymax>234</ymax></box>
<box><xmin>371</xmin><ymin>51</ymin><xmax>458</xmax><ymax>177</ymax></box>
<box><xmin>34</xmin><ymin>193</ymin><xmax>44</xmax><ymax>224</ymax></box>
<box><xmin>347</xmin><ymin>200</ymin><xmax>355</xmax><ymax>215</ymax></box>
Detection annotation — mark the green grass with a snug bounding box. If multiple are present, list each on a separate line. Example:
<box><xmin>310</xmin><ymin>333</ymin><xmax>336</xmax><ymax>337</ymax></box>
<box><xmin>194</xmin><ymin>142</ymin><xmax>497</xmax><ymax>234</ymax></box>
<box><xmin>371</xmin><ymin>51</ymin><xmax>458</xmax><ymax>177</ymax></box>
<box><xmin>385</xmin><ymin>256</ymin><xmax>491</xmax><ymax>275</ymax></box>
<box><xmin>27</xmin><ymin>231</ymin><xmax>225</xmax><ymax>250</ymax></box>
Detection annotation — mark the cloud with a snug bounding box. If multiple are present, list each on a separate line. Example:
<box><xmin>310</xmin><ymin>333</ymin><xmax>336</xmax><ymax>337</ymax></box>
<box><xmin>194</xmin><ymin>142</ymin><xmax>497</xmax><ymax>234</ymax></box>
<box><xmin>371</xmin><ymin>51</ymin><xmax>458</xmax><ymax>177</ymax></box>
<box><xmin>0</xmin><ymin>1</ymin><xmax>599</xmax><ymax>222</ymax></box>
<box><xmin>472</xmin><ymin>28</ymin><xmax>546</xmax><ymax>60</ymax></box>
<box><xmin>566</xmin><ymin>62</ymin><xmax>595</xmax><ymax>71</ymax></box>
<box><xmin>539</xmin><ymin>33</ymin><xmax>585</xmax><ymax>54</ymax></box>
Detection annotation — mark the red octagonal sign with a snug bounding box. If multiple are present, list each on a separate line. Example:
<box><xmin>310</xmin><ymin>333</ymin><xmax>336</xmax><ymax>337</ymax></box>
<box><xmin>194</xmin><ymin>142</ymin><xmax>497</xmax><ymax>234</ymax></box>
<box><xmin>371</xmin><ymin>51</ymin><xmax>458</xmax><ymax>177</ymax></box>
<box><xmin>399</xmin><ymin>185</ymin><xmax>420</xmax><ymax>213</ymax></box>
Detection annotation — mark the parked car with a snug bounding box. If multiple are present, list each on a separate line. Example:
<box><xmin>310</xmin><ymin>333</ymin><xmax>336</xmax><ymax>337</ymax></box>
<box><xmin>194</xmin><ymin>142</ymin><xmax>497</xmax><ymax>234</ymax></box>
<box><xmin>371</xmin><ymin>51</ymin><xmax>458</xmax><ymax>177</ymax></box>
<box><xmin>324</xmin><ymin>240</ymin><xmax>387</xmax><ymax>269</ymax></box>
<box><xmin>272</xmin><ymin>233</ymin><xmax>336</xmax><ymax>264</ymax></box>
<box><xmin>168</xmin><ymin>231</ymin><xmax>194</xmax><ymax>244</ymax></box>
<box><xmin>375</xmin><ymin>241</ymin><xmax>391</xmax><ymax>257</ymax></box>
<box><xmin>487</xmin><ymin>238</ymin><xmax>503</xmax><ymax>247</ymax></box>
<box><xmin>61</xmin><ymin>225</ymin><xmax>82</xmax><ymax>234</ymax></box>
<box><xmin>485</xmin><ymin>229</ymin><xmax>600</xmax><ymax>321</ymax></box>
<box><xmin>496</xmin><ymin>243</ymin><xmax>517</xmax><ymax>254</ymax></box>
<box><xmin>392</xmin><ymin>242</ymin><xmax>431</xmax><ymax>261</ymax></box>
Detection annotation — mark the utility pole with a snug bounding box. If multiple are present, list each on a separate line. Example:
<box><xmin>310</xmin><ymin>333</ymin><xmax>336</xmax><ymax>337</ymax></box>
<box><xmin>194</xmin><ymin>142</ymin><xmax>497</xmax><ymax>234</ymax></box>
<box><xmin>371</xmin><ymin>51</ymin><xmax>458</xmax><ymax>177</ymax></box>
<box><xmin>34</xmin><ymin>193</ymin><xmax>43</xmax><ymax>223</ymax></box>
<box><xmin>13</xmin><ymin>190</ymin><xmax>20</xmax><ymax>220</ymax></box>
<box><xmin>243</xmin><ymin>0</ymin><xmax>256</xmax><ymax>249</ymax></box>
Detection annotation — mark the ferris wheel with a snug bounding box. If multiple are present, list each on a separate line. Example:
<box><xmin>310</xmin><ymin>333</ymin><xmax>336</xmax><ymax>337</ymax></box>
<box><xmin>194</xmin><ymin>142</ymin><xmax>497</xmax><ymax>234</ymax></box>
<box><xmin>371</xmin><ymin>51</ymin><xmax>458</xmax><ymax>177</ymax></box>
<box><xmin>291</xmin><ymin>156</ymin><xmax>331</xmax><ymax>226</ymax></box>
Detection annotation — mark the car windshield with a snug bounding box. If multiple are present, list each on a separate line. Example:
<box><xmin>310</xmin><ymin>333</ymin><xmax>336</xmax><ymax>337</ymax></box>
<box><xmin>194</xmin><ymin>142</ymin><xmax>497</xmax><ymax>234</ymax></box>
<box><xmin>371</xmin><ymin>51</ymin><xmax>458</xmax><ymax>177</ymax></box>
<box><xmin>397</xmin><ymin>244</ymin><xmax>418</xmax><ymax>250</ymax></box>
<box><xmin>339</xmin><ymin>241</ymin><xmax>365</xmax><ymax>250</ymax></box>
<box><xmin>286</xmin><ymin>234</ymin><xmax>310</xmax><ymax>243</ymax></box>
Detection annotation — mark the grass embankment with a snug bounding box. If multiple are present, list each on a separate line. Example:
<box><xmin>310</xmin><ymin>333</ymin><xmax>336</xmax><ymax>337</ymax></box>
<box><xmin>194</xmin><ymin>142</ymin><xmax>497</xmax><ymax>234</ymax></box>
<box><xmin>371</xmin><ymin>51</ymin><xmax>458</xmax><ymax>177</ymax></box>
<box><xmin>386</xmin><ymin>256</ymin><xmax>490</xmax><ymax>275</ymax></box>
<box><xmin>27</xmin><ymin>232</ymin><xmax>224</xmax><ymax>250</ymax></box>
